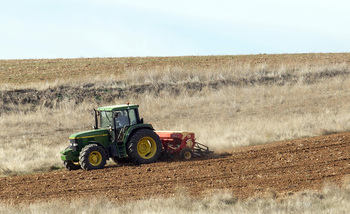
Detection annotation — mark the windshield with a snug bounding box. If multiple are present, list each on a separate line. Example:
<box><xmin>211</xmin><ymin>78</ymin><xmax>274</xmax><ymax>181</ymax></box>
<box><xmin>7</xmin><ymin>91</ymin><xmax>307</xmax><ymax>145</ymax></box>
<box><xmin>100</xmin><ymin>111</ymin><xmax>113</xmax><ymax>128</ymax></box>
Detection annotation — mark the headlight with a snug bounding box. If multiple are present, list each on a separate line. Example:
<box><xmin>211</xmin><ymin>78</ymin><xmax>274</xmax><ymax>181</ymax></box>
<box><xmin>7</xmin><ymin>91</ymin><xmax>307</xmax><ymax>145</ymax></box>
<box><xmin>70</xmin><ymin>139</ymin><xmax>78</xmax><ymax>147</ymax></box>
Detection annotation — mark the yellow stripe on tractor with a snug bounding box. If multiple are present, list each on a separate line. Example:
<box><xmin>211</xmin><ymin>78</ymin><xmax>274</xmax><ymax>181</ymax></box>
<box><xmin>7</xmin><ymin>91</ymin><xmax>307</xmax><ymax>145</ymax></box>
<box><xmin>70</xmin><ymin>134</ymin><xmax>108</xmax><ymax>140</ymax></box>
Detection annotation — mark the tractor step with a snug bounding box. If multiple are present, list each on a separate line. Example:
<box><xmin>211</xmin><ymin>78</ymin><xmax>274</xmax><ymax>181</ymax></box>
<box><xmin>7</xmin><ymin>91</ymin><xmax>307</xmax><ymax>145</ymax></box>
<box><xmin>116</xmin><ymin>144</ymin><xmax>127</xmax><ymax>158</ymax></box>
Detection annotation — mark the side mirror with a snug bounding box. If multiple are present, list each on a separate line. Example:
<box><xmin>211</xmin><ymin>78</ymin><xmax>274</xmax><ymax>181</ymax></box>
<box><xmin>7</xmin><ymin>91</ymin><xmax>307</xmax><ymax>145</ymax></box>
<box><xmin>140</xmin><ymin>118</ymin><xmax>144</xmax><ymax>124</ymax></box>
<box><xmin>92</xmin><ymin>125</ymin><xmax>97</xmax><ymax>130</ymax></box>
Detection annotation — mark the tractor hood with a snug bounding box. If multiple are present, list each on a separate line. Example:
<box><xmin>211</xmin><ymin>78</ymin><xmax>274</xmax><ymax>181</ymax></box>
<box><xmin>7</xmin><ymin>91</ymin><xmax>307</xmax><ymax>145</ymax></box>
<box><xmin>69</xmin><ymin>129</ymin><xmax>109</xmax><ymax>139</ymax></box>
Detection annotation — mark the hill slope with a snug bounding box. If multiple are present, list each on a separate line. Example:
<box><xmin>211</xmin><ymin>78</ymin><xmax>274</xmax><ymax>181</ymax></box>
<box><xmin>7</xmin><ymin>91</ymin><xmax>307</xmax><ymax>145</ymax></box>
<box><xmin>1</xmin><ymin>131</ymin><xmax>350</xmax><ymax>204</ymax></box>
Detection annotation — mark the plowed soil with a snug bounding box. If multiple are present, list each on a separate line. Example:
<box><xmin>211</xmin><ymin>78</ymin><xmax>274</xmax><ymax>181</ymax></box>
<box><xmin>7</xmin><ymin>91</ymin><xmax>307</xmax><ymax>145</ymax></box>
<box><xmin>1</xmin><ymin>132</ymin><xmax>350</xmax><ymax>204</ymax></box>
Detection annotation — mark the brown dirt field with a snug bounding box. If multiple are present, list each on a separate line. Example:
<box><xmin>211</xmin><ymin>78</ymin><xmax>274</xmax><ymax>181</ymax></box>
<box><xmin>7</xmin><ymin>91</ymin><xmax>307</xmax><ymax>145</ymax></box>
<box><xmin>1</xmin><ymin>132</ymin><xmax>350</xmax><ymax>204</ymax></box>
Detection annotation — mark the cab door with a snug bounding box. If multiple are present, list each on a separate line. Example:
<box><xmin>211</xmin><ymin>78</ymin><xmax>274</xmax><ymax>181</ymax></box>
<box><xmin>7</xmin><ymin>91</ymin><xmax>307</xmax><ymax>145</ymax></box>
<box><xmin>114</xmin><ymin>110</ymin><xmax>129</xmax><ymax>144</ymax></box>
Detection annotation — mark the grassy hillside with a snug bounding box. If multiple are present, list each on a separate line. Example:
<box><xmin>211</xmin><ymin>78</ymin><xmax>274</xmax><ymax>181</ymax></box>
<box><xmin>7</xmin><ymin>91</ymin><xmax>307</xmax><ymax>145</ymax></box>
<box><xmin>1</xmin><ymin>53</ymin><xmax>350</xmax><ymax>176</ymax></box>
<box><xmin>1</xmin><ymin>53</ymin><xmax>348</xmax><ymax>85</ymax></box>
<box><xmin>1</xmin><ymin>53</ymin><xmax>350</xmax><ymax>213</ymax></box>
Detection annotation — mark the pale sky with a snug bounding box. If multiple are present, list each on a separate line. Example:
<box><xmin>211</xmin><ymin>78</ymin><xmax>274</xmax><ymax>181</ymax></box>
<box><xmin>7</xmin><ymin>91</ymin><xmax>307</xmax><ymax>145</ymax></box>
<box><xmin>1</xmin><ymin>0</ymin><xmax>349</xmax><ymax>59</ymax></box>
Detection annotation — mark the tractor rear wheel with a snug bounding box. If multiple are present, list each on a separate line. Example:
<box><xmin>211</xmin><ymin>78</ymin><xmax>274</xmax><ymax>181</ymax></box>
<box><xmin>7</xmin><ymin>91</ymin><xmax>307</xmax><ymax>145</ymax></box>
<box><xmin>180</xmin><ymin>148</ymin><xmax>194</xmax><ymax>160</ymax></box>
<box><xmin>79</xmin><ymin>144</ymin><xmax>107</xmax><ymax>170</ymax></box>
<box><xmin>127</xmin><ymin>129</ymin><xmax>162</xmax><ymax>165</ymax></box>
<box><xmin>63</xmin><ymin>160</ymin><xmax>81</xmax><ymax>171</ymax></box>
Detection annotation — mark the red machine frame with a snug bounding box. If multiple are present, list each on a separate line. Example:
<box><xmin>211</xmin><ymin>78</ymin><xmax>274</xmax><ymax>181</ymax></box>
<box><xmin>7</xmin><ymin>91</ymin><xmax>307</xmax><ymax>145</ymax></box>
<box><xmin>156</xmin><ymin>131</ymin><xmax>211</xmax><ymax>159</ymax></box>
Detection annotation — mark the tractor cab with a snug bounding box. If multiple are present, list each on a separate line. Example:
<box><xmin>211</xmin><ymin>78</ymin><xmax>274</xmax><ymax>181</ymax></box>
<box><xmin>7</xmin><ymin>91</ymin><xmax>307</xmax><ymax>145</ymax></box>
<box><xmin>95</xmin><ymin>104</ymin><xmax>143</xmax><ymax>143</ymax></box>
<box><xmin>98</xmin><ymin>105</ymin><xmax>141</xmax><ymax>128</ymax></box>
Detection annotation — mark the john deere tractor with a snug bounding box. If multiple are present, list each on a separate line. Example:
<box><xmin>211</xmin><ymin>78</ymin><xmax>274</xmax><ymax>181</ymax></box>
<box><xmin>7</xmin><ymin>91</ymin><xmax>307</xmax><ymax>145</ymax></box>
<box><xmin>60</xmin><ymin>104</ymin><xmax>162</xmax><ymax>171</ymax></box>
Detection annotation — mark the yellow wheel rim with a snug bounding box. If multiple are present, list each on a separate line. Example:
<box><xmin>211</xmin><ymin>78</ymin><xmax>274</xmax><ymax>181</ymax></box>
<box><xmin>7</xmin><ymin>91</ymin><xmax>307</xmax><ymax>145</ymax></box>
<box><xmin>71</xmin><ymin>161</ymin><xmax>80</xmax><ymax>166</ymax></box>
<box><xmin>89</xmin><ymin>151</ymin><xmax>102</xmax><ymax>166</ymax></box>
<box><xmin>184</xmin><ymin>151</ymin><xmax>192</xmax><ymax>159</ymax></box>
<box><xmin>137</xmin><ymin>137</ymin><xmax>157</xmax><ymax>159</ymax></box>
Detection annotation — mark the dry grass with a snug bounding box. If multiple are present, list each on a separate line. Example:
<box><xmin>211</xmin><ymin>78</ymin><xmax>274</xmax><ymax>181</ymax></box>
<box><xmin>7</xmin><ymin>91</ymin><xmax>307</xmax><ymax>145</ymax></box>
<box><xmin>0</xmin><ymin>101</ymin><xmax>93</xmax><ymax>175</ymax></box>
<box><xmin>2</xmin><ymin>183</ymin><xmax>350</xmax><ymax>213</ymax></box>
<box><xmin>0</xmin><ymin>53</ymin><xmax>349</xmax><ymax>86</ymax></box>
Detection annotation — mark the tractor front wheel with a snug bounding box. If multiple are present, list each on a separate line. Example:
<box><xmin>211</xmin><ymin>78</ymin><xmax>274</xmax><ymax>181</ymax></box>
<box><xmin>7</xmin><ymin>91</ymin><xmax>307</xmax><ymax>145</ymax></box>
<box><xmin>79</xmin><ymin>144</ymin><xmax>107</xmax><ymax>170</ymax></box>
<box><xmin>127</xmin><ymin>129</ymin><xmax>162</xmax><ymax>165</ymax></box>
<box><xmin>63</xmin><ymin>160</ymin><xmax>81</xmax><ymax>171</ymax></box>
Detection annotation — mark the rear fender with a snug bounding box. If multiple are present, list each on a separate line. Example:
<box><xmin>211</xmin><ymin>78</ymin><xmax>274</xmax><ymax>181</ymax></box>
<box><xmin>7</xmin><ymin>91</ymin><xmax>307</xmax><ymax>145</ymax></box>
<box><xmin>123</xmin><ymin>124</ymin><xmax>155</xmax><ymax>143</ymax></box>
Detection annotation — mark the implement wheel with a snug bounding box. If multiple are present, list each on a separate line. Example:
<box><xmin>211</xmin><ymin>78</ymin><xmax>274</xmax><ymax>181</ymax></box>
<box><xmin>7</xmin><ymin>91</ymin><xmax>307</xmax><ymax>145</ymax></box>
<box><xmin>180</xmin><ymin>148</ymin><xmax>193</xmax><ymax>160</ymax></box>
<box><xmin>127</xmin><ymin>129</ymin><xmax>162</xmax><ymax>165</ymax></box>
<box><xmin>79</xmin><ymin>144</ymin><xmax>107</xmax><ymax>170</ymax></box>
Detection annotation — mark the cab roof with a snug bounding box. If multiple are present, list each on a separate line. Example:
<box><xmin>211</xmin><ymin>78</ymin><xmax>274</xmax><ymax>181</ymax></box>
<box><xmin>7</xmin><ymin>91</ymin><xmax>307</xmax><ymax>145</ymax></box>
<box><xmin>97</xmin><ymin>104</ymin><xmax>139</xmax><ymax>111</ymax></box>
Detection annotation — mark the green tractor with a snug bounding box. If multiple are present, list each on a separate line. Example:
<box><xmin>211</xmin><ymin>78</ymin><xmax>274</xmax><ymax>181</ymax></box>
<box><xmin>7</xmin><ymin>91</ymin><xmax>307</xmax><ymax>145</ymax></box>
<box><xmin>60</xmin><ymin>104</ymin><xmax>162</xmax><ymax>170</ymax></box>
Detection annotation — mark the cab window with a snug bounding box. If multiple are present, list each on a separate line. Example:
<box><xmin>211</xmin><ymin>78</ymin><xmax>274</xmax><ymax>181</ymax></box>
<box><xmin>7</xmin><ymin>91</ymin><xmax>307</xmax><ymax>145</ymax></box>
<box><xmin>128</xmin><ymin>109</ymin><xmax>138</xmax><ymax>125</ymax></box>
<box><xmin>100</xmin><ymin>111</ymin><xmax>113</xmax><ymax>128</ymax></box>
